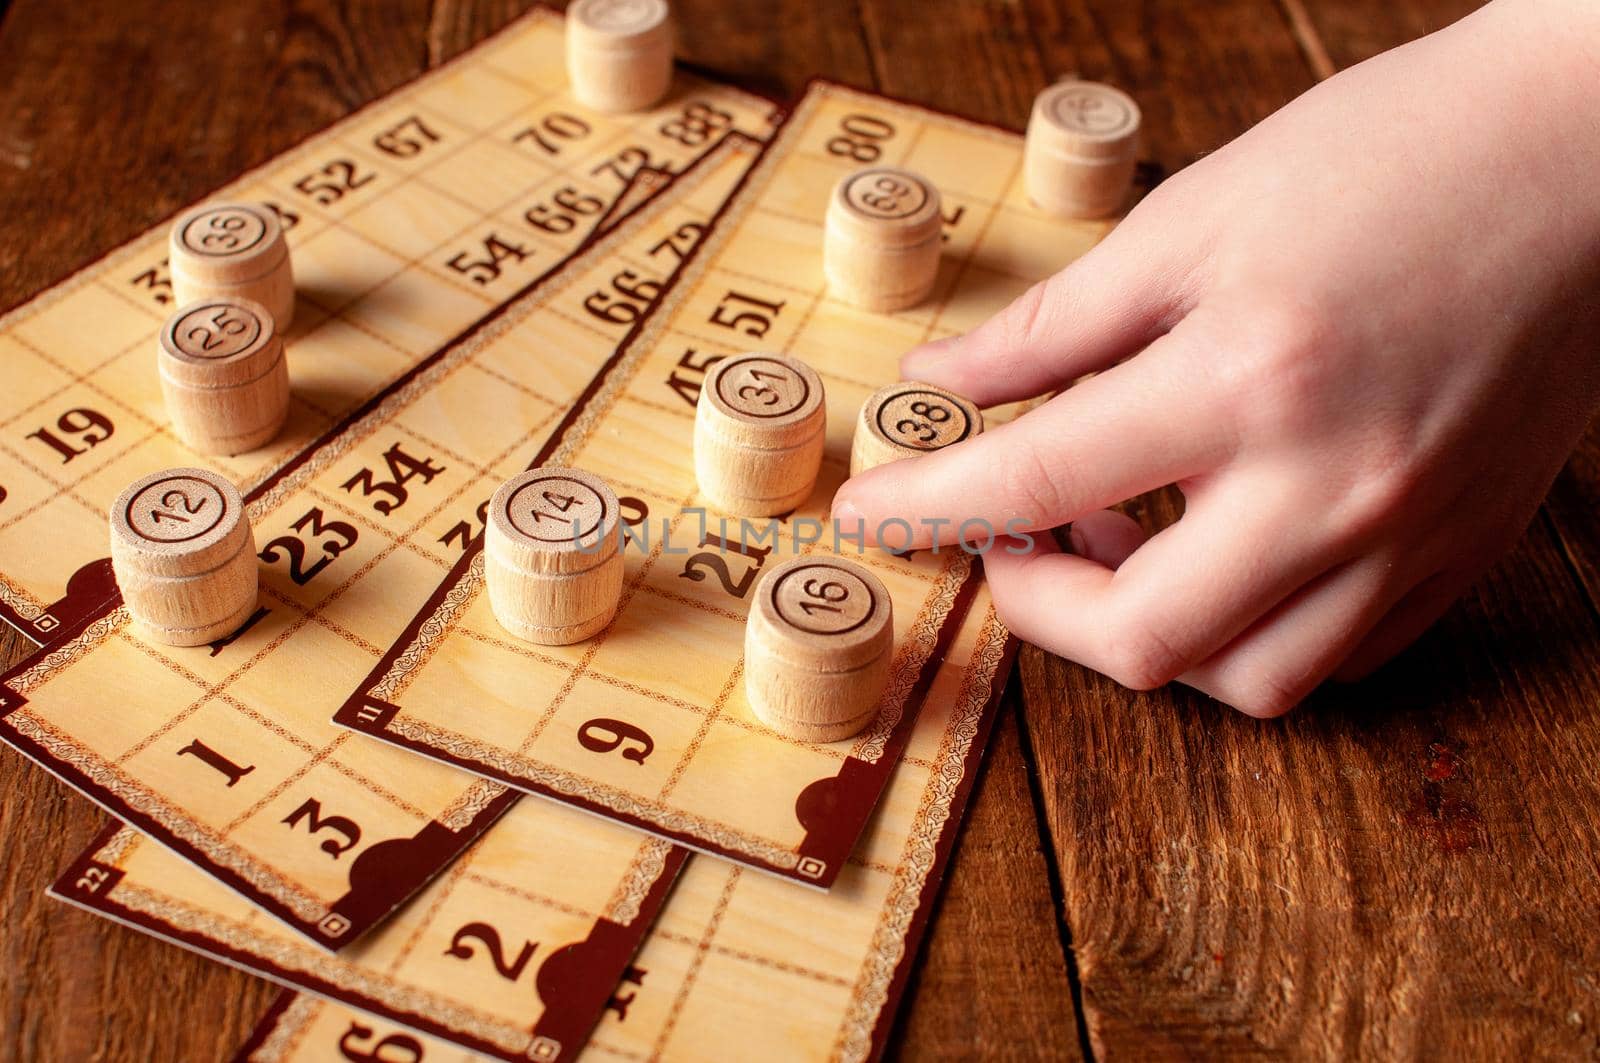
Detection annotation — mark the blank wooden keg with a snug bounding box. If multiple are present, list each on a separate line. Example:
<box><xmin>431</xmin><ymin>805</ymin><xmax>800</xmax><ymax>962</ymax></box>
<box><xmin>824</xmin><ymin>166</ymin><xmax>943</xmax><ymax>312</ymax></box>
<box><xmin>485</xmin><ymin>467</ymin><xmax>625</xmax><ymax>645</ymax></box>
<box><xmin>849</xmin><ymin>381</ymin><xmax>984</xmax><ymax>476</ymax></box>
<box><xmin>566</xmin><ymin>0</ymin><xmax>674</xmax><ymax>113</ymax></box>
<box><xmin>694</xmin><ymin>353</ymin><xmax>826</xmax><ymax>516</ymax></box>
<box><xmin>1024</xmin><ymin>80</ymin><xmax>1141</xmax><ymax>219</ymax></box>
<box><xmin>744</xmin><ymin>556</ymin><xmax>894</xmax><ymax>743</ymax></box>
<box><xmin>168</xmin><ymin>202</ymin><xmax>295</xmax><ymax>329</ymax></box>
<box><xmin>109</xmin><ymin>467</ymin><xmax>259</xmax><ymax>647</ymax></box>
<box><xmin>159</xmin><ymin>297</ymin><xmax>290</xmax><ymax>456</ymax></box>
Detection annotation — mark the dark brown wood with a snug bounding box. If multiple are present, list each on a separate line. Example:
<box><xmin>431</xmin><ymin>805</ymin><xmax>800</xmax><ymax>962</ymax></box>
<box><xmin>1548</xmin><ymin>425</ymin><xmax>1600</xmax><ymax>617</ymax></box>
<box><xmin>4</xmin><ymin>0</ymin><xmax>1596</xmax><ymax>1060</ymax></box>
<box><xmin>888</xmin><ymin>688</ymin><xmax>1085</xmax><ymax>1062</ymax></box>
<box><xmin>1295</xmin><ymin>0</ymin><xmax>1484</xmax><ymax>70</ymax></box>
<box><xmin>1020</xmin><ymin>516</ymin><xmax>1600</xmax><ymax>1058</ymax></box>
<box><xmin>1023</xmin><ymin>0</ymin><xmax>1322</xmax><ymax>175</ymax></box>
<box><xmin>673</xmin><ymin>0</ymin><xmax>876</xmax><ymax>101</ymax></box>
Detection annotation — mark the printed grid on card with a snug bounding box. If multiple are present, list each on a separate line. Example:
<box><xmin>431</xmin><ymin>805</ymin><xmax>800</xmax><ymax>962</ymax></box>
<box><xmin>337</xmin><ymin>81</ymin><xmax>1113</xmax><ymax>887</ymax></box>
<box><xmin>55</xmin><ymin>798</ymin><xmax>685</xmax><ymax>1063</ymax></box>
<box><xmin>0</xmin><ymin>4</ymin><xmax>775</xmax><ymax>638</ymax></box>
<box><xmin>0</xmin><ymin>133</ymin><xmax>764</xmax><ymax>949</ymax></box>
<box><xmin>231</xmin><ymin>590</ymin><xmax>1016</xmax><ymax>1063</ymax></box>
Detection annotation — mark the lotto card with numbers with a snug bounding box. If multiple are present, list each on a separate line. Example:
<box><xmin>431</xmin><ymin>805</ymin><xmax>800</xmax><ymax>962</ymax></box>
<box><xmin>227</xmin><ymin>590</ymin><xmax>1016</xmax><ymax>1063</ymax></box>
<box><xmin>0</xmin><ymin>80</ymin><xmax>767</xmax><ymax>950</ymax></box>
<box><xmin>0</xmin><ymin>5</ymin><xmax>774</xmax><ymax>638</ymax></box>
<box><xmin>56</xmin><ymin>796</ymin><xmax>684</xmax><ymax>1063</ymax></box>
<box><xmin>337</xmin><ymin>81</ymin><xmax>1114</xmax><ymax>888</ymax></box>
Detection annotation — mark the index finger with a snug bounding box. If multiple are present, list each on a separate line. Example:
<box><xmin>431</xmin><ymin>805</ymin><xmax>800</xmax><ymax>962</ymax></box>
<box><xmin>832</xmin><ymin>334</ymin><xmax>1227</xmax><ymax>549</ymax></box>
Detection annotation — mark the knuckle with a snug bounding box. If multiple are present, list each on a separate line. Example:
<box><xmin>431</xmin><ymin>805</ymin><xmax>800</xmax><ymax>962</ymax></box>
<box><xmin>996</xmin><ymin>432</ymin><xmax>1067</xmax><ymax>526</ymax></box>
<box><xmin>1100</xmin><ymin>616</ymin><xmax>1188</xmax><ymax>691</ymax></box>
<box><xmin>1223</xmin><ymin>655</ymin><xmax>1314</xmax><ymax>718</ymax></box>
<box><xmin>1231</xmin><ymin>672</ymin><xmax>1307</xmax><ymax>719</ymax></box>
<box><xmin>1335</xmin><ymin>453</ymin><xmax>1425</xmax><ymax>542</ymax></box>
<box><xmin>1127</xmin><ymin>159</ymin><xmax>1207</xmax><ymax>225</ymax></box>
<box><xmin>1316</xmin><ymin>416</ymin><xmax>1432</xmax><ymax>547</ymax></box>
<box><xmin>1199</xmin><ymin>297</ymin><xmax>1434</xmax><ymax>547</ymax></box>
<box><xmin>1207</xmin><ymin>299</ymin><xmax>1339</xmax><ymax>425</ymax></box>
<box><xmin>996</xmin><ymin>279</ymin><xmax>1055</xmax><ymax>355</ymax></box>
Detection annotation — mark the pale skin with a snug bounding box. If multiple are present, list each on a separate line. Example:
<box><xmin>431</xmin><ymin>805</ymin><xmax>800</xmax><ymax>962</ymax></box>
<box><xmin>831</xmin><ymin>0</ymin><xmax>1600</xmax><ymax>717</ymax></box>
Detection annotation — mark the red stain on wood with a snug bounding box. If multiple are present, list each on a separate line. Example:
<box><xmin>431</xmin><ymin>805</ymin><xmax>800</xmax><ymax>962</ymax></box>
<box><xmin>1424</xmin><ymin>742</ymin><xmax>1459</xmax><ymax>782</ymax></box>
<box><xmin>1406</xmin><ymin>741</ymin><xmax>1481</xmax><ymax>853</ymax></box>
<box><xmin>1405</xmin><ymin>794</ymin><xmax>1483</xmax><ymax>854</ymax></box>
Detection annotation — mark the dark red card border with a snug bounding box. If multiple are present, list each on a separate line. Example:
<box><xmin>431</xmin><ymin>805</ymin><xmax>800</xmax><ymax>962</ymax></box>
<box><xmin>868</xmin><ymin>626</ymin><xmax>1021</xmax><ymax>1061</ymax></box>
<box><xmin>53</xmin><ymin>821</ymin><xmax>690</xmax><ymax>1063</ymax></box>
<box><xmin>339</xmin><ymin>555</ymin><xmax>980</xmax><ymax>888</ymax></box>
<box><xmin>234</xmin><ymin>991</ymin><xmax>297</xmax><ymax>1062</ymax></box>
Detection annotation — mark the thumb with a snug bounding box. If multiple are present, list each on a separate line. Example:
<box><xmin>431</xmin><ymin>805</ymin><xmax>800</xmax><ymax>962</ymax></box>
<box><xmin>1067</xmin><ymin>508</ymin><xmax>1148</xmax><ymax>569</ymax></box>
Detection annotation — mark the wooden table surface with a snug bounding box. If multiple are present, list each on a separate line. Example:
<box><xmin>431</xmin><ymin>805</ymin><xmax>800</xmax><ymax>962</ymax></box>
<box><xmin>5</xmin><ymin>0</ymin><xmax>1599</xmax><ymax>1058</ymax></box>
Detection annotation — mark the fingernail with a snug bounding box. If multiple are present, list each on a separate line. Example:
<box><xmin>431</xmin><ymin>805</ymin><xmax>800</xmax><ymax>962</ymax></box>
<box><xmin>832</xmin><ymin>498</ymin><xmax>862</xmax><ymax>525</ymax></box>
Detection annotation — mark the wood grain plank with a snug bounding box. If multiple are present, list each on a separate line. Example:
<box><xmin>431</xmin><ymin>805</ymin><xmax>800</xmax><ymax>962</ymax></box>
<box><xmin>1547</xmin><ymin>425</ymin><xmax>1600</xmax><ymax>619</ymax></box>
<box><xmin>1013</xmin><ymin>2</ymin><xmax>1600</xmax><ymax>1057</ymax></box>
<box><xmin>858</xmin><ymin>0</ymin><xmax>1049</xmax><ymax>128</ymax></box>
<box><xmin>669</xmin><ymin>0</ymin><xmax>875</xmax><ymax>104</ymax></box>
<box><xmin>0</xmin><ymin>0</ymin><xmax>455</xmax><ymax>311</ymax></box>
<box><xmin>1295</xmin><ymin>0</ymin><xmax>1484</xmax><ymax>70</ymax></box>
<box><xmin>888</xmin><ymin>688</ymin><xmax>1086</xmax><ymax>1061</ymax></box>
<box><xmin>425</xmin><ymin>0</ymin><xmax>529</xmax><ymax>65</ymax></box>
<box><xmin>1022</xmin><ymin>518</ymin><xmax>1600</xmax><ymax>1057</ymax></box>
<box><xmin>1023</xmin><ymin>0</ymin><xmax>1319</xmax><ymax>174</ymax></box>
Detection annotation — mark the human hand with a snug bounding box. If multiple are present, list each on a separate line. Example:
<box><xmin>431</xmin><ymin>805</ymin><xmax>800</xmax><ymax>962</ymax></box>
<box><xmin>830</xmin><ymin>0</ymin><xmax>1600</xmax><ymax>716</ymax></box>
